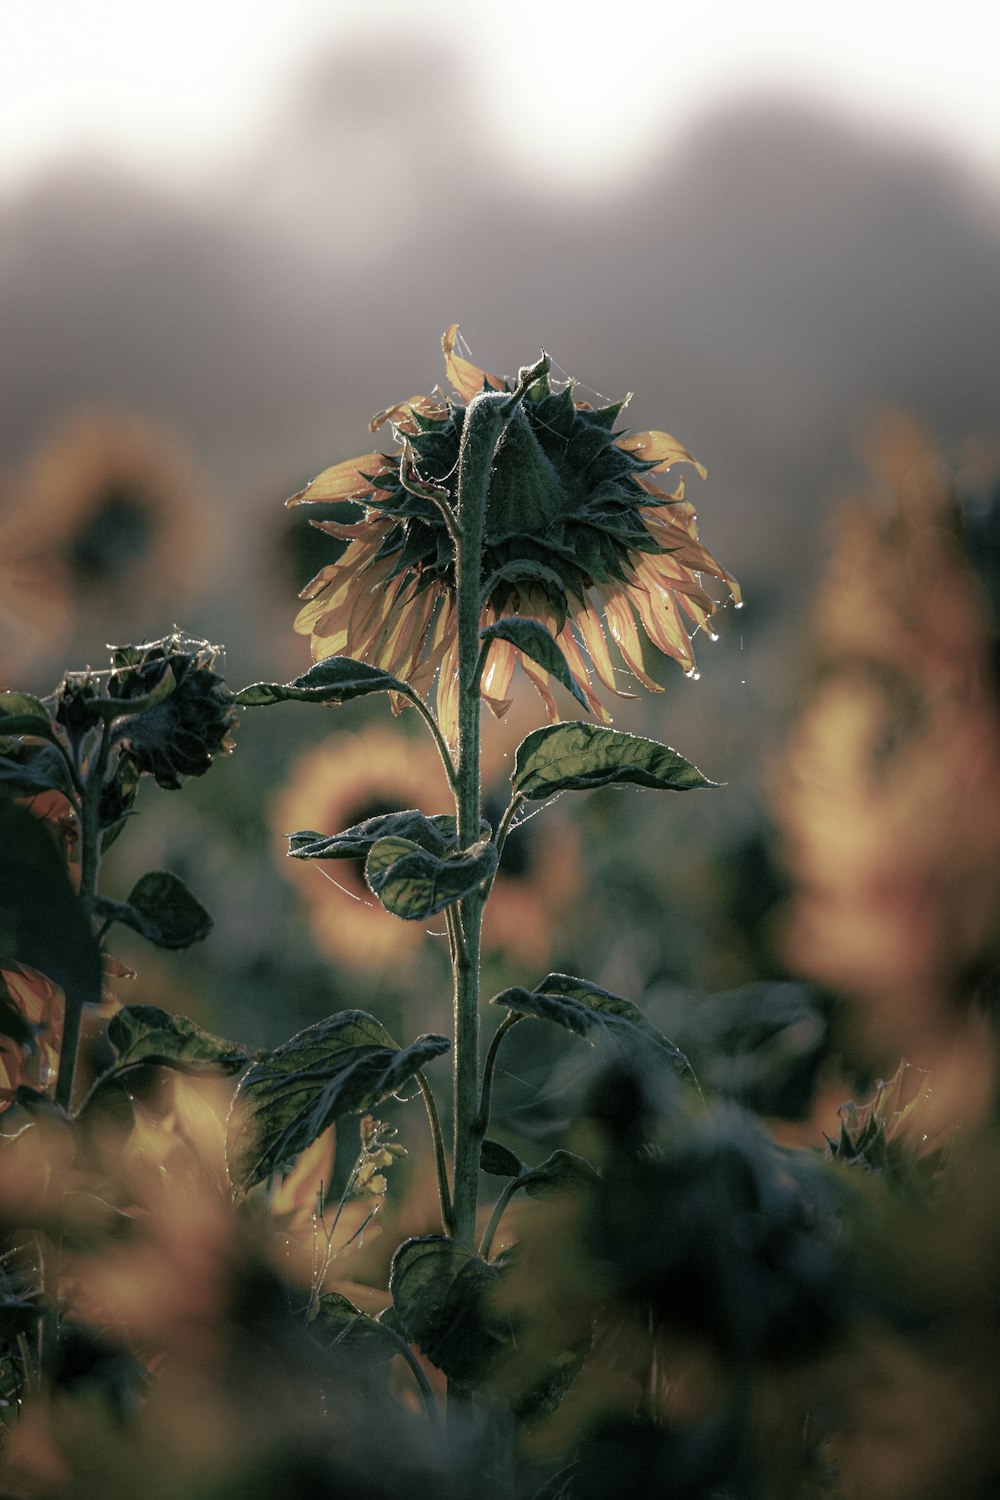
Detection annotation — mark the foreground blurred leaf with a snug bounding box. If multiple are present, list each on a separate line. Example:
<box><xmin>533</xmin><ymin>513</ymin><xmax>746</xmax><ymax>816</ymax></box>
<box><xmin>227</xmin><ymin>1011</ymin><xmax>449</xmax><ymax>1192</ymax></box>
<box><xmin>0</xmin><ymin>797</ymin><xmax>102</xmax><ymax>1008</ymax></box>
<box><xmin>493</xmin><ymin>974</ymin><xmax>698</xmax><ymax>1090</ymax></box>
<box><xmin>512</xmin><ymin>723</ymin><xmax>718</xmax><ymax>800</ymax></box>
<box><xmin>0</xmin><ymin>692</ymin><xmax>58</xmax><ymax>740</ymax></box>
<box><xmin>95</xmin><ymin>870</ymin><xmax>212</xmax><ymax>950</ymax></box>
<box><xmin>366</xmin><ymin>837</ymin><xmax>497</xmax><ymax>920</ymax></box>
<box><xmin>518</xmin><ymin>1149</ymin><xmax>600</xmax><ymax>1198</ymax></box>
<box><xmin>236</xmin><ymin>657</ymin><xmax>409</xmax><ymax>707</ymax></box>
<box><xmin>390</xmin><ymin>1235</ymin><xmax>512</xmax><ymax>1387</ymax></box>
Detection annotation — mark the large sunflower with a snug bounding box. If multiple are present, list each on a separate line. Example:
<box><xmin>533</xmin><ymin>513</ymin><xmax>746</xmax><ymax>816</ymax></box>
<box><xmin>290</xmin><ymin>327</ymin><xmax>739</xmax><ymax>745</ymax></box>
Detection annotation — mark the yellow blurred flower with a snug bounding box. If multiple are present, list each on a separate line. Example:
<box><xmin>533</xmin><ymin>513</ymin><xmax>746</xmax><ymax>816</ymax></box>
<box><xmin>777</xmin><ymin>414</ymin><xmax>1000</xmax><ymax>1058</ymax></box>
<box><xmin>271</xmin><ymin>727</ymin><xmax>452</xmax><ymax>970</ymax></box>
<box><xmin>290</xmin><ymin>326</ymin><xmax>738</xmax><ymax>745</ymax></box>
<box><xmin>0</xmin><ymin>409</ymin><xmax>213</xmax><ymax>671</ymax></box>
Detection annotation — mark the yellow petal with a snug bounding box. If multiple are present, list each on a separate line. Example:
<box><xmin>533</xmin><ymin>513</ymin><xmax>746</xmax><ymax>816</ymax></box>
<box><xmin>600</xmin><ymin>589</ymin><xmax>663</xmax><ymax>692</ymax></box>
<box><xmin>369</xmin><ymin>394</ymin><xmax>447</xmax><ymax>435</ymax></box>
<box><xmin>441</xmin><ymin>324</ymin><xmax>504</xmax><ymax>403</ymax></box>
<box><xmin>482</xmin><ymin>635</ymin><xmax>516</xmax><ymax>712</ymax></box>
<box><xmin>616</xmin><ymin>430</ymin><xmax>707</xmax><ymax>481</ymax></box>
<box><xmin>436</xmin><ymin>634</ymin><xmax>461</xmax><ymax>748</ymax></box>
<box><xmin>573</xmin><ymin>592</ymin><xmax>619</xmax><ymax>693</ymax></box>
<box><xmin>286</xmin><ymin>453</ymin><xmax>393</xmax><ymax>507</ymax></box>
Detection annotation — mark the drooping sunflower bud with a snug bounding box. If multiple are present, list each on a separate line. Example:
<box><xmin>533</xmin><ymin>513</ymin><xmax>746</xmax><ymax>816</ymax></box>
<box><xmin>109</xmin><ymin>634</ymin><xmax>237</xmax><ymax>790</ymax></box>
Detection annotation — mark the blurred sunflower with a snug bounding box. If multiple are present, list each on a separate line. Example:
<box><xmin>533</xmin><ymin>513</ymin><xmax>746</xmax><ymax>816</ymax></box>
<box><xmin>0</xmin><ymin>409</ymin><xmax>213</xmax><ymax>671</ymax></box>
<box><xmin>290</xmin><ymin>326</ymin><xmax>739</xmax><ymax>745</ymax></box>
<box><xmin>271</xmin><ymin>727</ymin><xmax>452</xmax><ymax>970</ymax></box>
<box><xmin>777</xmin><ymin>414</ymin><xmax>1000</xmax><ymax>1068</ymax></box>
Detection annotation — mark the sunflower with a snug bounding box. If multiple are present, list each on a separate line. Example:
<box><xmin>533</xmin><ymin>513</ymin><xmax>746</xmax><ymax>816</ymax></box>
<box><xmin>271</xmin><ymin>727</ymin><xmax>453</xmax><ymax>971</ymax></box>
<box><xmin>0</xmin><ymin>409</ymin><xmax>213</xmax><ymax>672</ymax></box>
<box><xmin>777</xmin><ymin>415</ymin><xmax>1000</xmax><ymax>1065</ymax></box>
<box><xmin>290</xmin><ymin>326</ymin><xmax>739</xmax><ymax>745</ymax></box>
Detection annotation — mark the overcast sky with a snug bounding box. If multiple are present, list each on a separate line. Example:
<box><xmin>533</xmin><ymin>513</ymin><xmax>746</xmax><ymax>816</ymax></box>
<box><xmin>2</xmin><ymin>1</ymin><xmax>999</xmax><ymax>194</ymax></box>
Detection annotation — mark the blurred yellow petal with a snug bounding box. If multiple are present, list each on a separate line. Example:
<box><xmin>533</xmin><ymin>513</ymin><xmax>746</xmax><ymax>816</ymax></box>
<box><xmin>286</xmin><ymin>453</ymin><xmax>392</xmax><ymax>507</ymax></box>
<box><xmin>442</xmin><ymin>323</ymin><xmax>503</xmax><ymax>402</ymax></box>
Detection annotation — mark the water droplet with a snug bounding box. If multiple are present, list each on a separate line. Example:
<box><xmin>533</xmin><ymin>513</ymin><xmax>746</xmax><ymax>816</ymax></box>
<box><xmin>685</xmin><ymin>668</ymin><xmax>701</xmax><ymax>682</ymax></box>
<box><xmin>708</xmin><ymin>631</ymin><xmax>719</xmax><ymax>643</ymax></box>
<box><xmin>733</xmin><ymin>599</ymin><xmax>744</xmax><ymax>610</ymax></box>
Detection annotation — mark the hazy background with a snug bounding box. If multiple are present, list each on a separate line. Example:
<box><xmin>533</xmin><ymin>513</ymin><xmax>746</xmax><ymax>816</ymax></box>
<box><xmin>2</xmin><ymin>0</ymin><xmax>999</xmax><ymax>1039</ymax></box>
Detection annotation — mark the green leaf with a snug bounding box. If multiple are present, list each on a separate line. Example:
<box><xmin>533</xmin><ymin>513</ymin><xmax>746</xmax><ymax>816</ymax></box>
<box><xmin>106</xmin><ymin>1005</ymin><xmax>251</xmax><ymax>1075</ymax></box>
<box><xmin>96</xmin><ymin>870</ymin><xmax>212</xmax><ymax>950</ymax></box>
<box><xmin>519</xmin><ymin>1149</ymin><xmax>599</xmax><ymax>1198</ymax></box>
<box><xmin>479</xmin><ymin>617</ymin><xmax>590</xmax><ymax>712</ymax></box>
<box><xmin>366</xmin><ymin>837</ymin><xmax>498</xmax><ymax>921</ymax></box>
<box><xmin>0</xmin><ymin>797</ymin><xmax>102</xmax><ymax>1008</ymax></box>
<box><xmin>86</xmin><ymin>668</ymin><xmax>176</xmax><ymax>722</ymax></box>
<box><xmin>0</xmin><ymin>693</ymin><xmax>58</xmax><ymax>741</ymax></box>
<box><xmin>289</xmin><ymin>810</ymin><xmax>459</xmax><ymax>862</ymax></box>
<box><xmin>0</xmin><ymin>743</ymin><xmax>75</xmax><ymax>798</ymax></box>
<box><xmin>312</xmin><ymin>1293</ymin><xmax>401</xmax><ymax>1365</ymax></box>
<box><xmin>480</xmin><ymin>1138</ymin><xmax>524</xmax><ymax>1178</ymax></box>
<box><xmin>493</xmin><ymin>974</ymin><xmax>699</xmax><ymax>1090</ymax></box>
<box><xmin>389</xmin><ymin>1235</ymin><xmax>512</xmax><ymax>1387</ymax></box>
<box><xmin>235</xmin><ymin>657</ymin><xmax>410</xmax><ymax>707</ymax></box>
<box><xmin>511</xmin><ymin>722</ymin><xmax>719</xmax><ymax>800</ymax></box>
<box><xmin>227</xmin><ymin>1011</ymin><xmax>449</xmax><ymax>1192</ymax></box>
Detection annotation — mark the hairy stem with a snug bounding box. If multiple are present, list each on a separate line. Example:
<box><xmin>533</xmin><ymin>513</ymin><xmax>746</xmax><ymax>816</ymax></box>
<box><xmin>449</xmin><ymin>357</ymin><xmax>549</xmax><ymax>1248</ymax></box>
<box><xmin>479</xmin><ymin>1176</ymin><xmax>522</xmax><ymax>1262</ymax></box>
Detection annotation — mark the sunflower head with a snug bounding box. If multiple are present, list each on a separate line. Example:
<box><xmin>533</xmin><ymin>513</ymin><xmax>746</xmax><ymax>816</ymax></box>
<box><xmin>290</xmin><ymin>326</ymin><xmax>738</xmax><ymax>744</ymax></box>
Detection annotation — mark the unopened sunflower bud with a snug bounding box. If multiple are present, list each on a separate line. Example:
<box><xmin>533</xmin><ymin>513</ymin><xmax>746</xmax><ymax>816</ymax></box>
<box><xmin>109</xmin><ymin>633</ymin><xmax>236</xmax><ymax>790</ymax></box>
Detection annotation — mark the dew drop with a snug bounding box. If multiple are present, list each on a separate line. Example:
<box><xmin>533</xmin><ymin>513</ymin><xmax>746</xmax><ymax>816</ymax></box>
<box><xmin>685</xmin><ymin>668</ymin><xmax>701</xmax><ymax>681</ymax></box>
<box><xmin>708</xmin><ymin>631</ymin><xmax>719</xmax><ymax>642</ymax></box>
<box><xmin>733</xmin><ymin>599</ymin><xmax>744</xmax><ymax>610</ymax></box>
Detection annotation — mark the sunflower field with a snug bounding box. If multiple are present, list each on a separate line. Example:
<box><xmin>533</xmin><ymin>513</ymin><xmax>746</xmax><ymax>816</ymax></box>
<box><xmin>2</xmin><ymin>327</ymin><xmax>1000</xmax><ymax>1500</ymax></box>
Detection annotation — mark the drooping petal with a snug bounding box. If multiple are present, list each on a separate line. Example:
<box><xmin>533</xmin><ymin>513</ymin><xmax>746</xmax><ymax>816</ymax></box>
<box><xmin>616</xmin><ymin>431</ymin><xmax>707</xmax><ymax>481</ymax></box>
<box><xmin>286</xmin><ymin>454</ymin><xmax>393</xmax><ymax>507</ymax></box>
<box><xmin>626</xmin><ymin>559</ymin><xmax>696</xmax><ymax>670</ymax></box>
<box><xmin>481</xmin><ymin>634</ymin><xmax>517</xmax><ymax>718</ymax></box>
<box><xmin>573</xmin><ymin>591</ymin><xmax>620</xmax><ymax>694</ymax></box>
<box><xmin>599</xmin><ymin>587</ymin><xmax>663</xmax><ymax>692</ymax></box>
<box><xmin>369</xmin><ymin>395</ymin><xmax>448</xmax><ymax>436</ymax></box>
<box><xmin>555</xmin><ymin>622</ymin><xmax>613</xmax><ymax>722</ymax></box>
<box><xmin>442</xmin><ymin>324</ymin><xmax>504</xmax><ymax>403</ymax></box>
<box><xmin>436</xmin><ymin>632</ymin><xmax>461</xmax><ymax>748</ymax></box>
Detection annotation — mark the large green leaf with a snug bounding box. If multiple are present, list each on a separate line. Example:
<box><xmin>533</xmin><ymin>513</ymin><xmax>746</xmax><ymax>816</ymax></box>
<box><xmin>366</xmin><ymin>837</ymin><xmax>497</xmax><ymax>921</ymax></box>
<box><xmin>479</xmin><ymin>617</ymin><xmax>590</xmax><ymax>712</ymax></box>
<box><xmin>492</xmin><ymin>974</ymin><xmax>698</xmax><ymax>1090</ymax></box>
<box><xmin>518</xmin><ymin>1148</ymin><xmax>600</xmax><ymax>1198</ymax></box>
<box><xmin>389</xmin><ymin>1235</ymin><xmax>513</xmax><ymax>1387</ymax></box>
<box><xmin>235</xmin><ymin>657</ymin><xmax>410</xmax><ymax>707</ymax></box>
<box><xmin>0</xmin><ymin>743</ymin><xmax>75</xmax><ymax>798</ymax></box>
<box><xmin>95</xmin><ymin>870</ymin><xmax>212</xmax><ymax>950</ymax></box>
<box><xmin>511</xmin><ymin>722</ymin><xmax>718</xmax><ymax>800</ymax></box>
<box><xmin>106</xmin><ymin>1005</ymin><xmax>250</xmax><ymax>1075</ymax></box>
<box><xmin>0</xmin><ymin>797</ymin><xmax>102</xmax><ymax>1009</ymax></box>
<box><xmin>480</xmin><ymin>1138</ymin><xmax>524</xmax><ymax>1179</ymax></box>
<box><xmin>227</xmin><ymin>1011</ymin><xmax>449</xmax><ymax>1192</ymax></box>
<box><xmin>289</xmin><ymin>810</ymin><xmax>459</xmax><ymax>862</ymax></box>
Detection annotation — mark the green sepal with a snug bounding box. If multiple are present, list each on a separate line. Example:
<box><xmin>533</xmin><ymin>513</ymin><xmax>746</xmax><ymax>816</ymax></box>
<box><xmin>389</xmin><ymin>1235</ymin><xmax>512</xmax><ymax>1388</ymax></box>
<box><xmin>289</xmin><ymin>810</ymin><xmax>464</xmax><ymax>863</ymax></box>
<box><xmin>86</xmin><ymin>669</ymin><xmax>176</xmax><ymax>722</ymax></box>
<box><xmin>366</xmin><ymin>837</ymin><xmax>498</xmax><ymax>921</ymax></box>
<box><xmin>0</xmin><ymin>797</ymin><xmax>102</xmax><ymax>1008</ymax></box>
<box><xmin>235</xmin><ymin>657</ymin><xmax>410</xmax><ymax>707</ymax></box>
<box><xmin>512</xmin><ymin>722</ymin><xmax>719</xmax><ymax>800</ymax></box>
<box><xmin>227</xmin><ymin>1011</ymin><xmax>449</xmax><ymax>1193</ymax></box>
<box><xmin>480</xmin><ymin>1138</ymin><xmax>524</xmax><ymax>1178</ymax></box>
<box><xmin>95</xmin><ymin>870</ymin><xmax>212</xmax><ymax>951</ymax></box>
<box><xmin>105</xmin><ymin>1004</ymin><xmax>251</xmax><ymax>1075</ymax></box>
<box><xmin>492</xmin><ymin>974</ymin><xmax>699</xmax><ymax>1090</ymax></box>
<box><xmin>479</xmin><ymin>617</ymin><xmax>590</xmax><ymax>713</ymax></box>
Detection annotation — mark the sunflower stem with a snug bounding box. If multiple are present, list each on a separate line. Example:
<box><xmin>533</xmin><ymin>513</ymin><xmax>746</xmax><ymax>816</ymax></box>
<box><xmin>449</xmin><ymin>367</ymin><xmax>548</xmax><ymax>1249</ymax></box>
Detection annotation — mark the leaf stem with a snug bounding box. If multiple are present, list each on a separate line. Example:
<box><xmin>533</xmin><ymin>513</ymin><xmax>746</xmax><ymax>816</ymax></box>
<box><xmin>416</xmin><ymin>1069</ymin><xmax>455</xmax><ymax>1235</ymax></box>
<box><xmin>479</xmin><ymin>1175</ymin><xmax>522</xmax><ymax>1262</ymax></box>
<box><xmin>476</xmin><ymin>1012</ymin><xmax>522</xmax><ymax>1139</ymax></box>
<box><xmin>401</xmin><ymin>688</ymin><xmax>458</xmax><ymax>793</ymax></box>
